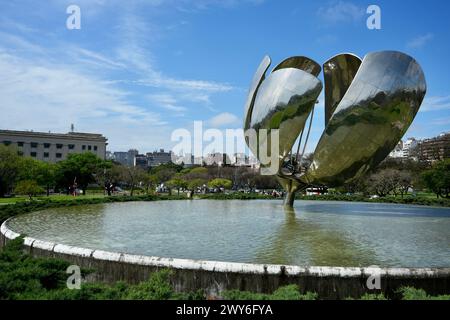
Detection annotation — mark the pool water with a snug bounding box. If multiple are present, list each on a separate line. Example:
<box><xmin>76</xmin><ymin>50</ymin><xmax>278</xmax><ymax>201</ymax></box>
<box><xmin>7</xmin><ymin>200</ymin><xmax>450</xmax><ymax>267</ymax></box>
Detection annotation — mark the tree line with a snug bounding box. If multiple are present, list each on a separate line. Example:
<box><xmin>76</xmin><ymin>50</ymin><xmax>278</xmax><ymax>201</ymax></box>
<box><xmin>0</xmin><ymin>145</ymin><xmax>279</xmax><ymax>199</ymax></box>
<box><xmin>336</xmin><ymin>158</ymin><xmax>450</xmax><ymax>198</ymax></box>
<box><xmin>1</xmin><ymin>144</ymin><xmax>448</xmax><ymax>199</ymax></box>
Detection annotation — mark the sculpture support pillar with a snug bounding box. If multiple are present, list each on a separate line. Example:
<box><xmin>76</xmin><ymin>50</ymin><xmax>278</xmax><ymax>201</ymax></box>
<box><xmin>278</xmin><ymin>176</ymin><xmax>299</xmax><ymax>208</ymax></box>
<box><xmin>284</xmin><ymin>191</ymin><xmax>296</xmax><ymax>208</ymax></box>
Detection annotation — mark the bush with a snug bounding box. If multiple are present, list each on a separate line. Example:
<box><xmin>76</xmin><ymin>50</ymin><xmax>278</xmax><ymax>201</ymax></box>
<box><xmin>0</xmin><ymin>237</ymin><xmax>71</xmax><ymax>299</ymax></box>
<box><xmin>398</xmin><ymin>287</ymin><xmax>450</xmax><ymax>300</ymax></box>
<box><xmin>223</xmin><ymin>285</ymin><xmax>317</xmax><ymax>300</ymax></box>
<box><xmin>124</xmin><ymin>269</ymin><xmax>174</xmax><ymax>300</ymax></box>
<box><xmin>297</xmin><ymin>194</ymin><xmax>450</xmax><ymax>207</ymax></box>
<box><xmin>0</xmin><ymin>237</ymin><xmax>204</xmax><ymax>300</ymax></box>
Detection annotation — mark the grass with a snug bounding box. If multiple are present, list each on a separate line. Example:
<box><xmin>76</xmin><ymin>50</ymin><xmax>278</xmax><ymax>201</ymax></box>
<box><xmin>297</xmin><ymin>194</ymin><xmax>450</xmax><ymax>207</ymax></box>
<box><xmin>0</xmin><ymin>193</ymin><xmax>107</xmax><ymax>204</ymax></box>
<box><xmin>2</xmin><ymin>189</ymin><xmax>448</xmax><ymax>207</ymax></box>
<box><xmin>222</xmin><ymin>285</ymin><xmax>317</xmax><ymax>300</ymax></box>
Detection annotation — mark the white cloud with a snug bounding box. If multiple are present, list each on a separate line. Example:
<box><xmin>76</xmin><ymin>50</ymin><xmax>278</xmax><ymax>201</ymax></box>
<box><xmin>114</xmin><ymin>12</ymin><xmax>233</xmax><ymax>108</ymax></box>
<box><xmin>0</xmin><ymin>51</ymin><xmax>167</xmax><ymax>151</ymax></box>
<box><xmin>0</xmin><ymin>5</ymin><xmax>238</xmax><ymax>151</ymax></box>
<box><xmin>431</xmin><ymin>117</ymin><xmax>450</xmax><ymax>126</ymax></box>
<box><xmin>147</xmin><ymin>94</ymin><xmax>187</xmax><ymax>113</ymax></box>
<box><xmin>73</xmin><ymin>48</ymin><xmax>127</xmax><ymax>70</ymax></box>
<box><xmin>207</xmin><ymin>112</ymin><xmax>240</xmax><ymax>127</ymax></box>
<box><xmin>317</xmin><ymin>1</ymin><xmax>365</xmax><ymax>24</ymax></box>
<box><xmin>420</xmin><ymin>95</ymin><xmax>450</xmax><ymax>112</ymax></box>
<box><xmin>407</xmin><ymin>33</ymin><xmax>434</xmax><ymax>49</ymax></box>
<box><xmin>136</xmin><ymin>77</ymin><xmax>233</xmax><ymax>92</ymax></box>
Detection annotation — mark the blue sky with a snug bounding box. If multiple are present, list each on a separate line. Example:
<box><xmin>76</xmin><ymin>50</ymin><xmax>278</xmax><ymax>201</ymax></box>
<box><xmin>0</xmin><ymin>0</ymin><xmax>449</xmax><ymax>153</ymax></box>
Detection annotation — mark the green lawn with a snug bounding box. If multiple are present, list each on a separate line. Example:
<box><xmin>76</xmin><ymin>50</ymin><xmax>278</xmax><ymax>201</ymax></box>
<box><xmin>0</xmin><ymin>193</ymin><xmax>107</xmax><ymax>204</ymax></box>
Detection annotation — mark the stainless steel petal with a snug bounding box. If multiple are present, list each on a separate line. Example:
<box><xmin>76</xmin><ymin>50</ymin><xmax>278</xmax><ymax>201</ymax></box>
<box><xmin>323</xmin><ymin>53</ymin><xmax>362</xmax><ymax>126</ymax></box>
<box><xmin>302</xmin><ymin>51</ymin><xmax>426</xmax><ymax>186</ymax></box>
<box><xmin>272</xmin><ymin>56</ymin><xmax>321</xmax><ymax>76</ymax></box>
<box><xmin>244</xmin><ymin>55</ymin><xmax>271</xmax><ymax>133</ymax></box>
<box><xmin>250</xmin><ymin>68</ymin><xmax>323</xmax><ymax>169</ymax></box>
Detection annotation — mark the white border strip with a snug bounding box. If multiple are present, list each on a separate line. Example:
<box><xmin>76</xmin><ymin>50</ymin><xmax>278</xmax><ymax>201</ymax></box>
<box><xmin>1</xmin><ymin>219</ymin><xmax>448</xmax><ymax>277</ymax></box>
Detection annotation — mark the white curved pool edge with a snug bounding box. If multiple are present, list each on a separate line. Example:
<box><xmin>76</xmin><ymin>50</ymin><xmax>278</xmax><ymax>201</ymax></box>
<box><xmin>2</xmin><ymin>219</ymin><xmax>449</xmax><ymax>278</ymax></box>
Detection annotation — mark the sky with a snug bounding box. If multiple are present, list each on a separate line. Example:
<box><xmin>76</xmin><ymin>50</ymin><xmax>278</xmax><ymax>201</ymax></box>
<box><xmin>0</xmin><ymin>0</ymin><xmax>449</xmax><ymax>154</ymax></box>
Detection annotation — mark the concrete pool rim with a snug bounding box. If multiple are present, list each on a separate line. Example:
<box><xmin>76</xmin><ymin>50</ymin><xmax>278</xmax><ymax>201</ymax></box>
<box><xmin>2</xmin><ymin>216</ymin><xmax>450</xmax><ymax>299</ymax></box>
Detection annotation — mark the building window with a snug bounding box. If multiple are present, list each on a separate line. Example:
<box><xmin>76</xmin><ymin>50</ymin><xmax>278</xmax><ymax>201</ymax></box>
<box><xmin>56</xmin><ymin>144</ymin><xmax>63</xmax><ymax>149</ymax></box>
<box><xmin>2</xmin><ymin>141</ymin><xmax>11</xmax><ymax>146</ymax></box>
<box><xmin>31</xmin><ymin>142</ymin><xmax>38</xmax><ymax>148</ymax></box>
<box><xmin>44</xmin><ymin>152</ymin><xmax>49</xmax><ymax>158</ymax></box>
<box><xmin>82</xmin><ymin>145</ymin><xmax>86</xmax><ymax>150</ymax></box>
<box><xmin>94</xmin><ymin>146</ymin><xmax>98</xmax><ymax>151</ymax></box>
<box><xmin>30</xmin><ymin>152</ymin><xmax>37</xmax><ymax>157</ymax></box>
<box><xmin>88</xmin><ymin>145</ymin><xmax>92</xmax><ymax>151</ymax></box>
<box><xmin>44</xmin><ymin>143</ymin><xmax>51</xmax><ymax>148</ymax></box>
<box><xmin>17</xmin><ymin>142</ymin><xmax>24</xmax><ymax>147</ymax></box>
<box><xmin>68</xmin><ymin>144</ymin><xmax>75</xmax><ymax>150</ymax></box>
<box><xmin>56</xmin><ymin>153</ymin><xmax>62</xmax><ymax>159</ymax></box>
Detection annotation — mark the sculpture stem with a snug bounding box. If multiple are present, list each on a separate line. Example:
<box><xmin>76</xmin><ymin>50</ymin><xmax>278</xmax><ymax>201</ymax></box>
<box><xmin>284</xmin><ymin>191</ymin><xmax>296</xmax><ymax>208</ymax></box>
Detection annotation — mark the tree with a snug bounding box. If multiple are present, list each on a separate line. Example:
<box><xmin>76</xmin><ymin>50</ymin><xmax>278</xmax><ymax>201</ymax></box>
<box><xmin>14</xmin><ymin>180</ymin><xmax>44</xmax><ymax>200</ymax></box>
<box><xmin>187</xmin><ymin>178</ymin><xmax>207</xmax><ymax>194</ymax></box>
<box><xmin>18</xmin><ymin>158</ymin><xmax>56</xmax><ymax>196</ymax></box>
<box><xmin>165</xmin><ymin>178</ymin><xmax>187</xmax><ymax>195</ymax></box>
<box><xmin>56</xmin><ymin>153</ymin><xmax>107</xmax><ymax>195</ymax></box>
<box><xmin>208</xmin><ymin>178</ymin><xmax>232</xmax><ymax>191</ymax></box>
<box><xmin>397</xmin><ymin>171</ymin><xmax>413</xmax><ymax>198</ymax></box>
<box><xmin>367</xmin><ymin>169</ymin><xmax>398</xmax><ymax>197</ymax></box>
<box><xmin>422</xmin><ymin>159</ymin><xmax>450</xmax><ymax>198</ymax></box>
<box><xmin>0</xmin><ymin>145</ymin><xmax>22</xmax><ymax>197</ymax></box>
<box><xmin>143</xmin><ymin>174</ymin><xmax>158</xmax><ymax>195</ymax></box>
<box><xmin>153</xmin><ymin>168</ymin><xmax>177</xmax><ymax>184</ymax></box>
<box><xmin>117</xmin><ymin>165</ymin><xmax>147</xmax><ymax>196</ymax></box>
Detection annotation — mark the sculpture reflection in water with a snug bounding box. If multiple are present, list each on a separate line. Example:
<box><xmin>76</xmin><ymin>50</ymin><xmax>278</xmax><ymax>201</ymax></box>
<box><xmin>254</xmin><ymin>206</ymin><xmax>376</xmax><ymax>266</ymax></box>
<box><xmin>244</xmin><ymin>51</ymin><xmax>426</xmax><ymax>207</ymax></box>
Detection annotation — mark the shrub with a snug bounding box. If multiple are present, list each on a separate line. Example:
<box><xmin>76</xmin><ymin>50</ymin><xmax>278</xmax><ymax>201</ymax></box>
<box><xmin>223</xmin><ymin>285</ymin><xmax>317</xmax><ymax>300</ymax></box>
<box><xmin>124</xmin><ymin>269</ymin><xmax>174</xmax><ymax>300</ymax></box>
<box><xmin>398</xmin><ymin>287</ymin><xmax>450</xmax><ymax>300</ymax></box>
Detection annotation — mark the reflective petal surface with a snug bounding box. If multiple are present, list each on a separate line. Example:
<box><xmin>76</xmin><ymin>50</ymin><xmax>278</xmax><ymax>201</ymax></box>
<box><xmin>303</xmin><ymin>51</ymin><xmax>426</xmax><ymax>186</ymax></box>
<box><xmin>323</xmin><ymin>53</ymin><xmax>362</xmax><ymax>126</ymax></box>
<box><xmin>244</xmin><ymin>55</ymin><xmax>271</xmax><ymax>133</ymax></box>
<box><xmin>250</xmin><ymin>68</ymin><xmax>322</xmax><ymax>166</ymax></box>
<box><xmin>272</xmin><ymin>56</ymin><xmax>321</xmax><ymax>76</ymax></box>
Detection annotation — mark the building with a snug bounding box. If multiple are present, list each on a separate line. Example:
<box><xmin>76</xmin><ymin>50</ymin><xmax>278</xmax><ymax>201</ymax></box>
<box><xmin>419</xmin><ymin>132</ymin><xmax>450</xmax><ymax>162</ymax></box>
<box><xmin>134</xmin><ymin>154</ymin><xmax>148</xmax><ymax>169</ymax></box>
<box><xmin>113</xmin><ymin>149</ymin><xmax>138</xmax><ymax>167</ymax></box>
<box><xmin>147</xmin><ymin>149</ymin><xmax>173</xmax><ymax>167</ymax></box>
<box><xmin>0</xmin><ymin>129</ymin><xmax>107</xmax><ymax>162</ymax></box>
<box><xmin>105</xmin><ymin>151</ymin><xmax>114</xmax><ymax>160</ymax></box>
<box><xmin>173</xmin><ymin>153</ymin><xmax>195</xmax><ymax>167</ymax></box>
<box><xmin>402</xmin><ymin>138</ymin><xmax>418</xmax><ymax>159</ymax></box>
<box><xmin>204</xmin><ymin>153</ymin><xmax>227</xmax><ymax>166</ymax></box>
<box><xmin>388</xmin><ymin>138</ymin><xmax>419</xmax><ymax>160</ymax></box>
<box><xmin>388</xmin><ymin>140</ymin><xmax>404</xmax><ymax>159</ymax></box>
<box><xmin>231</xmin><ymin>153</ymin><xmax>249</xmax><ymax>166</ymax></box>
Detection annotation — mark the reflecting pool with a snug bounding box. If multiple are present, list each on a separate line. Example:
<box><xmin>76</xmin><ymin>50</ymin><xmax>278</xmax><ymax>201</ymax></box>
<box><xmin>7</xmin><ymin>200</ymin><xmax>450</xmax><ymax>267</ymax></box>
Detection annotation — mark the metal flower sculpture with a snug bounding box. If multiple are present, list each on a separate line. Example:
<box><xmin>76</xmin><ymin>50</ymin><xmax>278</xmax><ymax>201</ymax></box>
<box><xmin>244</xmin><ymin>51</ymin><xmax>426</xmax><ymax>207</ymax></box>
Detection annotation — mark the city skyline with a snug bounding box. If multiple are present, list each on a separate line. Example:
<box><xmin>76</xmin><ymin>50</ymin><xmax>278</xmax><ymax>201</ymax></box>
<box><xmin>0</xmin><ymin>0</ymin><xmax>449</xmax><ymax>153</ymax></box>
